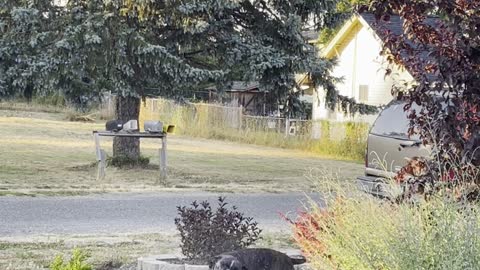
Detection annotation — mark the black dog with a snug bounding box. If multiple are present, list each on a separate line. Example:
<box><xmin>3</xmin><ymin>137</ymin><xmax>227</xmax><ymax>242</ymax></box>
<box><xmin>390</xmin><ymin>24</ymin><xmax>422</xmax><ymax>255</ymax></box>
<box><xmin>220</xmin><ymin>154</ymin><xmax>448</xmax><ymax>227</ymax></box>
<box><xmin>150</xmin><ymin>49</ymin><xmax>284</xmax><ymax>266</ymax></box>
<box><xmin>210</xmin><ymin>248</ymin><xmax>306</xmax><ymax>270</ymax></box>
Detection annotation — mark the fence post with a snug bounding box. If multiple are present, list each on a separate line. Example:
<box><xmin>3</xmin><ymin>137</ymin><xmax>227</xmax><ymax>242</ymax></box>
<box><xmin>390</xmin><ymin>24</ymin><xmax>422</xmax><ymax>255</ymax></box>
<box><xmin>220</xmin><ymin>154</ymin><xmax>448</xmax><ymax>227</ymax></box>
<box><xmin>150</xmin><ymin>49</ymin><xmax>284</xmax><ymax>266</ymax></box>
<box><xmin>238</xmin><ymin>105</ymin><xmax>243</xmax><ymax>130</ymax></box>
<box><xmin>285</xmin><ymin>117</ymin><xmax>289</xmax><ymax>137</ymax></box>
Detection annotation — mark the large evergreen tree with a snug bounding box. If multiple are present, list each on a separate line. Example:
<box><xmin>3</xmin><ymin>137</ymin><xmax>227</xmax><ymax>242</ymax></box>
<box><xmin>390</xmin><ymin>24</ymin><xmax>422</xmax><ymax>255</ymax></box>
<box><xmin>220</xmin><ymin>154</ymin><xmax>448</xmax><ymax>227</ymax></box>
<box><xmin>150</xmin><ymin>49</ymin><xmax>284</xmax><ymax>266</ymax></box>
<box><xmin>100</xmin><ymin>0</ymin><xmax>342</xmax><ymax>160</ymax></box>
<box><xmin>0</xmin><ymin>0</ymin><xmax>61</xmax><ymax>100</ymax></box>
<box><xmin>51</xmin><ymin>0</ymin><xmax>224</xmax><ymax>159</ymax></box>
<box><xmin>1</xmin><ymin>0</ymin><xmax>371</xmax><ymax>162</ymax></box>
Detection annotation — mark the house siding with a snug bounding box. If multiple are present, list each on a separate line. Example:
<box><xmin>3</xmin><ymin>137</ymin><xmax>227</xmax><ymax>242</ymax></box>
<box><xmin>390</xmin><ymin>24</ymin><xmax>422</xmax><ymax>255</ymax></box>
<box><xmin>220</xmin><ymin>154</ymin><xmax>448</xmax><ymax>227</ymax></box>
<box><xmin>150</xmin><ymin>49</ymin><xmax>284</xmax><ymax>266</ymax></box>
<box><xmin>313</xmin><ymin>22</ymin><xmax>413</xmax><ymax>123</ymax></box>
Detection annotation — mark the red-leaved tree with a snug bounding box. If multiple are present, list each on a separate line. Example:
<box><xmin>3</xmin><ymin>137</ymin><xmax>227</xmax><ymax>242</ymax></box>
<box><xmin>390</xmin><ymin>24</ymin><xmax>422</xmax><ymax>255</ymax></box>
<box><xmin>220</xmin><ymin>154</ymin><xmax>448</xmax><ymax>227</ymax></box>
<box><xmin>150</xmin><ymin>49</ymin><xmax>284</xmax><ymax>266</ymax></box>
<box><xmin>368</xmin><ymin>1</ymin><xmax>480</xmax><ymax>185</ymax></box>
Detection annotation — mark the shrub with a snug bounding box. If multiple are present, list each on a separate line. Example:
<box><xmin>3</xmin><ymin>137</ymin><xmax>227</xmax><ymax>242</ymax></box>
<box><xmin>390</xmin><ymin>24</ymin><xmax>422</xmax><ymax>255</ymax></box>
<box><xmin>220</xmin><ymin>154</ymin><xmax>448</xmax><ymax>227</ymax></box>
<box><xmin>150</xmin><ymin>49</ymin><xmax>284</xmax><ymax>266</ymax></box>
<box><xmin>49</xmin><ymin>249</ymin><xmax>92</xmax><ymax>270</ymax></box>
<box><xmin>33</xmin><ymin>93</ymin><xmax>67</xmax><ymax>107</ymax></box>
<box><xmin>107</xmin><ymin>155</ymin><xmax>150</xmax><ymax>168</ymax></box>
<box><xmin>175</xmin><ymin>197</ymin><xmax>262</xmax><ymax>264</ymax></box>
<box><xmin>282</xmin><ymin>210</ymin><xmax>327</xmax><ymax>259</ymax></box>
<box><xmin>291</xmin><ymin>181</ymin><xmax>480</xmax><ymax>270</ymax></box>
<box><xmin>392</xmin><ymin>150</ymin><xmax>480</xmax><ymax>203</ymax></box>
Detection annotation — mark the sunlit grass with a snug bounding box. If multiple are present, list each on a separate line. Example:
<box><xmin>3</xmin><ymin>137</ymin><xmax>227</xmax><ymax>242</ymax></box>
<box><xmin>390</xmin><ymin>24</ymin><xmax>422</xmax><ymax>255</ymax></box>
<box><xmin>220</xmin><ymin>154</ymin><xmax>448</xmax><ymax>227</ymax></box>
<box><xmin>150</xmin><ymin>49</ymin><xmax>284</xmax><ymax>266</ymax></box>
<box><xmin>0</xmin><ymin>108</ymin><xmax>363</xmax><ymax>195</ymax></box>
<box><xmin>139</xmin><ymin>98</ymin><xmax>369</xmax><ymax>162</ymax></box>
<box><xmin>0</xmin><ymin>233</ymin><xmax>179</xmax><ymax>270</ymax></box>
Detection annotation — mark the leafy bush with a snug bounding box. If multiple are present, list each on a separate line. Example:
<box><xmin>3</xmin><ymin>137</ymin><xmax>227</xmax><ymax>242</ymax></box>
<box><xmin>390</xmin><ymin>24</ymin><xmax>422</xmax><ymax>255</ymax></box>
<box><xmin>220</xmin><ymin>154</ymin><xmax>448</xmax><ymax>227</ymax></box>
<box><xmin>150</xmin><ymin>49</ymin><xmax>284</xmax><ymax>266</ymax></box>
<box><xmin>50</xmin><ymin>249</ymin><xmax>92</xmax><ymax>270</ymax></box>
<box><xmin>282</xmin><ymin>210</ymin><xmax>327</xmax><ymax>259</ymax></box>
<box><xmin>175</xmin><ymin>197</ymin><xmax>262</xmax><ymax>264</ymax></box>
<box><xmin>370</xmin><ymin>1</ymin><xmax>480</xmax><ymax>176</ymax></box>
<box><xmin>291</xmin><ymin>180</ymin><xmax>480</xmax><ymax>270</ymax></box>
<box><xmin>391</xmin><ymin>150</ymin><xmax>480</xmax><ymax>203</ymax></box>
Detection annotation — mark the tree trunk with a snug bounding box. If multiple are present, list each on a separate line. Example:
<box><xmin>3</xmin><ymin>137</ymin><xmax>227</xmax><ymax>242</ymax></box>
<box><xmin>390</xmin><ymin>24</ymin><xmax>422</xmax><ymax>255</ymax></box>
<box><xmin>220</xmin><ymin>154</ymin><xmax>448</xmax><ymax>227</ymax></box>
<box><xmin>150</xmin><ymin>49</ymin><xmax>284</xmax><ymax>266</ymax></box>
<box><xmin>113</xmin><ymin>96</ymin><xmax>140</xmax><ymax>160</ymax></box>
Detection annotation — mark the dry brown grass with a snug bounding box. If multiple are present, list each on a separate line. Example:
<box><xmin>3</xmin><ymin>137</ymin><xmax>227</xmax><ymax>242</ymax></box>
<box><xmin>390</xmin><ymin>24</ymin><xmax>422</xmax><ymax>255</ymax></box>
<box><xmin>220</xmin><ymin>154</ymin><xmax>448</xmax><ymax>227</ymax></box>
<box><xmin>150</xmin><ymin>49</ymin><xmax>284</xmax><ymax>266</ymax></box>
<box><xmin>0</xmin><ymin>109</ymin><xmax>362</xmax><ymax>196</ymax></box>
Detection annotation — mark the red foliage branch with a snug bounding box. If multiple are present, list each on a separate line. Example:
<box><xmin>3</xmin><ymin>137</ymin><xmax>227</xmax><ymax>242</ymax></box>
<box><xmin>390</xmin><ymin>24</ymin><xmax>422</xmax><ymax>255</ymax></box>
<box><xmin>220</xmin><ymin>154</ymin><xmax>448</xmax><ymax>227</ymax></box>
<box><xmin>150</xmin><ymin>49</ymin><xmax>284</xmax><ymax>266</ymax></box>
<box><xmin>369</xmin><ymin>0</ymin><xmax>480</xmax><ymax>170</ymax></box>
<box><xmin>280</xmin><ymin>210</ymin><xmax>332</xmax><ymax>259</ymax></box>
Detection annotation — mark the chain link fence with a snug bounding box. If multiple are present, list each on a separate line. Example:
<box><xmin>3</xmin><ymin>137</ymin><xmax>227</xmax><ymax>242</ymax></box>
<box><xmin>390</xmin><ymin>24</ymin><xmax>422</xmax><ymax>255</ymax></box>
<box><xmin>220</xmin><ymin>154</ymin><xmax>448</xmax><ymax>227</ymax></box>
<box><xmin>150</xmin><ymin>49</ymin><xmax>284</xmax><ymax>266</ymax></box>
<box><xmin>134</xmin><ymin>98</ymin><xmax>370</xmax><ymax>160</ymax></box>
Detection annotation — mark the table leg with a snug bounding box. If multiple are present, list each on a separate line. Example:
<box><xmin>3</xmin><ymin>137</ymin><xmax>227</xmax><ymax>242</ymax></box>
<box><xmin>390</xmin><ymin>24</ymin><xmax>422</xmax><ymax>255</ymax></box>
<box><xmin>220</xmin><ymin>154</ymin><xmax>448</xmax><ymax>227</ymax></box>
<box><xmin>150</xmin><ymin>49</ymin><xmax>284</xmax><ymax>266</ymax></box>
<box><xmin>94</xmin><ymin>133</ymin><xmax>101</xmax><ymax>160</ymax></box>
<box><xmin>159</xmin><ymin>136</ymin><xmax>167</xmax><ymax>183</ymax></box>
<box><xmin>94</xmin><ymin>133</ymin><xmax>106</xmax><ymax>181</ymax></box>
<box><xmin>97</xmin><ymin>150</ymin><xmax>106</xmax><ymax>181</ymax></box>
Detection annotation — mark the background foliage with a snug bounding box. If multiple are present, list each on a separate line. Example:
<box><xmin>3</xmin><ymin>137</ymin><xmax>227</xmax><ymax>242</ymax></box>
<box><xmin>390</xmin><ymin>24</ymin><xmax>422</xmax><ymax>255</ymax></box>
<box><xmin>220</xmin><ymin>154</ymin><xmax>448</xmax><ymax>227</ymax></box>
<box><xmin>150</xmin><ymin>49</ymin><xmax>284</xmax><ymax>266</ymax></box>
<box><xmin>0</xmin><ymin>0</ymin><xmax>379</xmax><ymax>160</ymax></box>
<box><xmin>369</xmin><ymin>1</ymin><xmax>480</xmax><ymax>171</ymax></box>
<box><xmin>317</xmin><ymin>0</ymin><xmax>370</xmax><ymax>44</ymax></box>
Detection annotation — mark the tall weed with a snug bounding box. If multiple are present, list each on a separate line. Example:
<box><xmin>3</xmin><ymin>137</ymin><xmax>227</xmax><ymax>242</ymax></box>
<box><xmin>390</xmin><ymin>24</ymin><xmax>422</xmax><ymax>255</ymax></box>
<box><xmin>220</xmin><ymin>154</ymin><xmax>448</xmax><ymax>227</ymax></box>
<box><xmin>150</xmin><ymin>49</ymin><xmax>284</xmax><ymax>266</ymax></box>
<box><xmin>291</xmin><ymin>178</ymin><xmax>480</xmax><ymax>270</ymax></box>
<box><xmin>139</xmin><ymin>98</ymin><xmax>369</xmax><ymax>161</ymax></box>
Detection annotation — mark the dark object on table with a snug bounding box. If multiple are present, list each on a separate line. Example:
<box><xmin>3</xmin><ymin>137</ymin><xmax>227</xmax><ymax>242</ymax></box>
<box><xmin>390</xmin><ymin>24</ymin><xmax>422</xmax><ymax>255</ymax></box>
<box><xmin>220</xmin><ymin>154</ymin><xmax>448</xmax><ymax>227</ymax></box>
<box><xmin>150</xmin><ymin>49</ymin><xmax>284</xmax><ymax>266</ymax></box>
<box><xmin>106</xmin><ymin>120</ymin><xmax>124</xmax><ymax>132</ymax></box>
<box><xmin>210</xmin><ymin>248</ymin><xmax>305</xmax><ymax>270</ymax></box>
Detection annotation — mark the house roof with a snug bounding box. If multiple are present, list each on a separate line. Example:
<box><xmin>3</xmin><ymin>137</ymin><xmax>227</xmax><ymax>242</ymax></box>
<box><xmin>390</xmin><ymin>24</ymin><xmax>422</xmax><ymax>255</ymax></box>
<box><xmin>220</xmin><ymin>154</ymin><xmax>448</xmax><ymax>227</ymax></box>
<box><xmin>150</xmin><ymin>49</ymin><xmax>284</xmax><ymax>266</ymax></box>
<box><xmin>322</xmin><ymin>14</ymin><xmax>364</xmax><ymax>59</ymax></box>
<box><xmin>359</xmin><ymin>13</ymin><xmax>439</xmax><ymax>40</ymax></box>
<box><xmin>322</xmin><ymin>13</ymin><xmax>440</xmax><ymax>79</ymax></box>
<box><xmin>230</xmin><ymin>81</ymin><xmax>260</xmax><ymax>92</ymax></box>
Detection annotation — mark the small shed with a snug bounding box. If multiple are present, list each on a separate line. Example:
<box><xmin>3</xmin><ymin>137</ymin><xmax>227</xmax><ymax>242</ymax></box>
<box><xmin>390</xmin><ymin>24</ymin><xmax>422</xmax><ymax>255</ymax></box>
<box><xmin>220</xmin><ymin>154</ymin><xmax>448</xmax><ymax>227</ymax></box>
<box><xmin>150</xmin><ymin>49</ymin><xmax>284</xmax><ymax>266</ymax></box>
<box><xmin>201</xmin><ymin>81</ymin><xmax>270</xmax><ymax>116</ymax></box>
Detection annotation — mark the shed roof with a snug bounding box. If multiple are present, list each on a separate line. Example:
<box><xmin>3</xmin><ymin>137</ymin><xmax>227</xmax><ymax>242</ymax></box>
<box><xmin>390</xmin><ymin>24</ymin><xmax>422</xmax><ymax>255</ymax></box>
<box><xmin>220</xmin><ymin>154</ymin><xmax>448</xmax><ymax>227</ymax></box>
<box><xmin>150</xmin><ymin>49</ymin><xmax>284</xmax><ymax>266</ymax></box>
<box><xmin>206</xmin><ymin>81</ymin><xmax>262</xmax><ymax>93</ymax></box>
<box><xmin>229</xmin><ymin>81</ymin><xmax>260</xmax><ymax>92</ymax></box>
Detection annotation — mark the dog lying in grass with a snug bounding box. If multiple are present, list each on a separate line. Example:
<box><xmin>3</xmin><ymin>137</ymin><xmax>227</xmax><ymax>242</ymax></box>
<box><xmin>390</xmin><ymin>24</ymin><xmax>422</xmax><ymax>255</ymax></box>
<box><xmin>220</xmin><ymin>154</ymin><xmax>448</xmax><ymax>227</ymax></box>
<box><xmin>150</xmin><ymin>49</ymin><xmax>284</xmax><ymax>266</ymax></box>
<box><xmin>209</xmin><ymin>248</ymin><xmax>306</xmax><ymax>270</ymax></box>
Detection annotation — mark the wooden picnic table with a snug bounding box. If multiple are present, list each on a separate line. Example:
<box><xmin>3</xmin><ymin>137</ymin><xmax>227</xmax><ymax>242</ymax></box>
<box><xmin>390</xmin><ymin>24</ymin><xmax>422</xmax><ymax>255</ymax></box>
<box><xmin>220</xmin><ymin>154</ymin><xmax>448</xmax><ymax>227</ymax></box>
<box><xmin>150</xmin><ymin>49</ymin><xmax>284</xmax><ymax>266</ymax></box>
<box><xmin>93</xmin><ymin>131</ymin><xmax>167</xmax><ymax>182</ymax></box>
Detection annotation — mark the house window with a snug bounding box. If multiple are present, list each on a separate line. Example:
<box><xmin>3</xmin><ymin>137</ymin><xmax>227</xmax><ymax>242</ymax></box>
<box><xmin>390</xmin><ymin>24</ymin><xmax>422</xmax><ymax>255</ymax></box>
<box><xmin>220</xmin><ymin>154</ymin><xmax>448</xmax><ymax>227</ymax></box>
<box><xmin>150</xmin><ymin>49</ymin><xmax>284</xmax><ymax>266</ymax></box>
<box><xmin>359</xmin><ymin>85</ymin><xmax>369</xmax><ymax>103</ymax></box>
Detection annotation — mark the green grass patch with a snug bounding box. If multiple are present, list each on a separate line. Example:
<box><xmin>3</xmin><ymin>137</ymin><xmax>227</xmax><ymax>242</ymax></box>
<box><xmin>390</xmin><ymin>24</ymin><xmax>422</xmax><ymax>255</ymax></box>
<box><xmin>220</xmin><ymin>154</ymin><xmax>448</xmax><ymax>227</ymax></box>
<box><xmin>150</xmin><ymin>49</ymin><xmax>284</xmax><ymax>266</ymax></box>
<box><xmin>0</xmin><ymin>100</ymin><xmax>69</xmax><ymax>114</ymax></box>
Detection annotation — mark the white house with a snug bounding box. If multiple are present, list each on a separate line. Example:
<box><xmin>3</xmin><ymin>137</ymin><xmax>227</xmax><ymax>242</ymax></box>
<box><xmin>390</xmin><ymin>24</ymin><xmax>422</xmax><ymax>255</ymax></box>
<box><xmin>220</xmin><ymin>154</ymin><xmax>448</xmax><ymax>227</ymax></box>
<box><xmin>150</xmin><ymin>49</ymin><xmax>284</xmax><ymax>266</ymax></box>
<box><xmin>313</xmin><ymin>13</ymin><xmax>415</xmax><ymax>123</ymax></box>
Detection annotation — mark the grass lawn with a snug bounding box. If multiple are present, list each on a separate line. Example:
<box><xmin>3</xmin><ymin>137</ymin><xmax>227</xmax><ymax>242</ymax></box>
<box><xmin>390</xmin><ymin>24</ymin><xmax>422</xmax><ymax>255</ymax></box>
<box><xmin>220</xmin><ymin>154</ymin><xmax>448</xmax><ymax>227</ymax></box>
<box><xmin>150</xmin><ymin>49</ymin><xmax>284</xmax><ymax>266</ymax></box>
<box><xmin>0</xmin><ymin>106</ymin><xmax>362</xmax><ymax>269</ymax></box>
<box><xmin>0</xmin><ymin>232</ymin><xmax>294</xmax><ymax>269</ymax></box>
<box><xmin>0</xmin><ymin>109</ymin><xmax>363</xmax><ymax>196</ymax></box>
